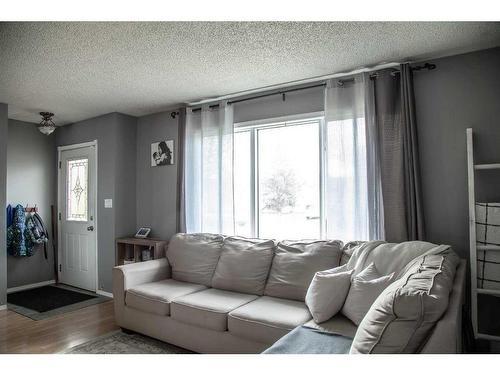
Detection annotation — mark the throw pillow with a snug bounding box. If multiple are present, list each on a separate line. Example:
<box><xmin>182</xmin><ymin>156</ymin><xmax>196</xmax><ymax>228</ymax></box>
<box><xmin>305</xmin><ymin>264</ymin><xmax>353</xmax><ymax>323</ymax></box>
<box><xmin>341</xmin><ymin>263</ymin><xmax>394</xmax><ymax>325</ymax></box>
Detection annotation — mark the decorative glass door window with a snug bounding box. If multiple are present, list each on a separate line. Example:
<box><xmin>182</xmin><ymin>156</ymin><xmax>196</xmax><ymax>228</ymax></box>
<box><xmin>66</xmin><ymin>158</ymin><xmax>89</xmax><ymax>221</ymax></box>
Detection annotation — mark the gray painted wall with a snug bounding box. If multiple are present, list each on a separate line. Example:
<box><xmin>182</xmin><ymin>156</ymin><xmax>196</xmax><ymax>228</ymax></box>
<box><xmin>414</xmin><ymin>46</ymin><xmax>500</xmax><ymax>259</ymax></box>
<box><xmin>55</xmin><ymin>112</ymin><xmax>137</xmax><ymax>292</ymax></box>
<box><xmin>114</xmin><ymin>114</ymin><xmax>138</xmax><ymax>241</ymax></box>
<box><xmin>7</xmin><ymin>120</ymin><xmax>56</xmax><ymax>288</ymax></box>
<box><xmin>0</xmin><ymin>103</ymin><xmax>8</xmax><ymax>306</ymax></box>
<box><xmin>136</xmin><ymin>111</ymin><xmax>178</xmax><ymax>239</ymax></box>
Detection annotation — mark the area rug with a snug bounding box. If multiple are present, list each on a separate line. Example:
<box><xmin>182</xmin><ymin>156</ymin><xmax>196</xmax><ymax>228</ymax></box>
<box><xmin>7</xmin><ymin>284</ymin><xmax>111</xmax><ymax>320</ymax></box>
<box><xmin>63</xmin><ymin>331</ymin><xmax>193</xmax><ymax>354</ymax></box>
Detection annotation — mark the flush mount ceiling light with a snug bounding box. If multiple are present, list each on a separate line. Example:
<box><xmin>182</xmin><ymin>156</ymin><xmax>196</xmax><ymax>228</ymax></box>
<box><xmin>38</xmin><ymin>112</ymin><xmax>56</xmax><ymax>135</ymax></box>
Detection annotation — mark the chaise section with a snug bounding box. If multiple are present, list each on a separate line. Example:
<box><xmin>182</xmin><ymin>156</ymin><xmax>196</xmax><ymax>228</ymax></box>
<box><xmin>228</xmin><ymin>296</ymin><xmax>312</xmax><ymax>344</ymax></box>
<box><xmin>126</xmin><ymin>279</ymin><xmax>207</xmax><ymax>316</ymax></box>
<box><xmin>171</xmin><ymin>288</ymin><xmax>258</xmax><ymax>331</ymax></box>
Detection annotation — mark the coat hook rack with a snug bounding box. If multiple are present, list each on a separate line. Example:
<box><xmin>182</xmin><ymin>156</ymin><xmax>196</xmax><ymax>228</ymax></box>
<box><xmin>24</xmin><ymin>204</ymin><xmax>38</xmax><ymax>213</ymax></box>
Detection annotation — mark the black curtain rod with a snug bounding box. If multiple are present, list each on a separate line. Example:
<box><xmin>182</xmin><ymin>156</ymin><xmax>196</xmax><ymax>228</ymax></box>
<box><xmin>173</xmin><ymin>63</ymin><xmax>436</xmax><ymax>116</ymax></box>
<box><xmin>186</xmin><ymin>83</ymin><xmax>326</xmax><ymax>113</ymax></box>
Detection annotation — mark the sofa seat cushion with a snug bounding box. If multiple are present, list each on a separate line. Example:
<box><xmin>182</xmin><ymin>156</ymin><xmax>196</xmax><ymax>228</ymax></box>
<box><xmin>170</xmin><ymin>288</ymin><xmax>258</xmax><ymax>332</ymax></box>
<box><xmin>303</xmin><ymin>314</ymin><xmax>358</xmax><ymax>339</ymax></box>
<box><xmin>228</xmin><ymin>296</ymin><xmax>312</xmax><ymax>344</ymax></box>
<box><xmin>125</xmin><ymin>279</ymin><xmax>207</xmax><ymax>316</ymax></box>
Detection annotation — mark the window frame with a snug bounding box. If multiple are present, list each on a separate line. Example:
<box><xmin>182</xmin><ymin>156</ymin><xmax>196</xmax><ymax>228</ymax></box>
<box><xmin>234</xmin><ymin>112</ymin><xmax>326</xmax><ymax>239</ymax></box>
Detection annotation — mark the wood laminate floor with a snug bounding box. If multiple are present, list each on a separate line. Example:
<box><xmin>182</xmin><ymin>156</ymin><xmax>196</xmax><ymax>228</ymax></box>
<box><xmin>0</xmin><ymin>300</ymin><xmax>118</xmax><ymax>354</ymax></box>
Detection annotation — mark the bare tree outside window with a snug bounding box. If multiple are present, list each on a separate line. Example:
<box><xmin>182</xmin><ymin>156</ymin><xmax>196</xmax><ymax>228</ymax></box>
<box><xmin>262</xmin><ymin>169</ymin><xmax>299</xmax><ymax>214</ymax></box>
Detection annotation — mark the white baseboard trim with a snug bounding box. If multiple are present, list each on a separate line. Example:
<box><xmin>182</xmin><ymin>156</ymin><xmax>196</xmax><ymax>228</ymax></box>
<box><xmin>97</xmin><ymin>289</ymin><xmax>113</xmax><ymax>298</ymax></box>
<box><xmin>0</xmin><ymin>305</ymin><xmax>6</xmax><ymax>311</ymax></box>
<box><xmin>7</xmin><ymin>279</ymin><xmax>56</xmax><ymax>294</ymax></box>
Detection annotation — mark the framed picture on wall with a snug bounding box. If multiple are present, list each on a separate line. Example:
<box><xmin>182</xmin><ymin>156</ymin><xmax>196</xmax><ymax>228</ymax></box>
<box><xmin>151</xmin><ymin>140</ymin><xmax>174</xmax><ymax>166</ymax></box>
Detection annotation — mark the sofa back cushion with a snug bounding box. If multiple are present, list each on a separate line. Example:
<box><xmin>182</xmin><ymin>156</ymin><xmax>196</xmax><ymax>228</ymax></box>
<box><xmin>212</xmin><ymin>236</ymin><xmax>276</xmax><ymax>295</ymax></box>
<box><xmin>167</xmin><ymin>233</ymin><xmax>224</xmax><ymax>286</ymax></box>
<box><xmin>349</xmin><ymin>241</ymin><xmax>438</xmax><ymax>278</ymax></box>
<box><xmin>350</xmin><ymin>248</ymin><xmax>459</xmax><ymax>354</ymax></box>
<box><xmin>340</xmin><ymin>241</ymin><xmax>365</xmax><ymax>266</ymax></box>
<box><xmin>264</xmin><ymin>240</ymin><xmax>343</xmax><ymax>301</ymax></box>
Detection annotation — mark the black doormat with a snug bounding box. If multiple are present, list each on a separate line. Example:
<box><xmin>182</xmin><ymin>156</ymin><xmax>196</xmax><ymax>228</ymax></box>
<box><xmin>7</xmin><ymin>285</ymin><xmax>97</xmax><ymax>313</ymax></box>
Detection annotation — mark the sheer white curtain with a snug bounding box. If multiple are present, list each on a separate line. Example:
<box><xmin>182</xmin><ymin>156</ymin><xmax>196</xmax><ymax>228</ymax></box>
<box><xmin>185</xmin><ymin>102</ymin><xmax>235</xmax><ymax>234</ymax></box>
<box><xmin>324</xmin><ymin>73</ymin><xmax>384</xmax><ymax>241</ymax></box>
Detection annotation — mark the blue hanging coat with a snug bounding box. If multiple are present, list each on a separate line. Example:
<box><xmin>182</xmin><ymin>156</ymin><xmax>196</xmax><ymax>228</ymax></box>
<box><xmin>6</xmin><ymin>204</ymin><xmax>13</xmax><ymax>227</ymax></box>
<box><xmin>6</xmin><ymin>204</ymin><xmax>34</xmax><ymax>257</ymax></box>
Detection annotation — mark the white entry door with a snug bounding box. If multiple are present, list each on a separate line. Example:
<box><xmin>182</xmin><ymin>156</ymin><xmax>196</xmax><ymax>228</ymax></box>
<box><xmin>58</xmin><ymin>142</ymin><xmax>97</xmax><ymax>292</ymax></box>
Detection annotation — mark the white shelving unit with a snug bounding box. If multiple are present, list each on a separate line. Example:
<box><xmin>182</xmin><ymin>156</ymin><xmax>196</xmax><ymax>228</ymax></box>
<box><xmin>467</xmin><ymin>128</ymin><xmax>500</xmax><ymax>342</ymax></box>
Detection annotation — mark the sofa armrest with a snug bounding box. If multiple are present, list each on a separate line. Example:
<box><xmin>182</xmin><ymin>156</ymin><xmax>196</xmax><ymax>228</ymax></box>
<box><xmin>419</xmin><ymin>259</ymin><xmax>466</xmax><ymax>353</ymax></box>
<box><xmin>112</xmin><ymin>258</ymin><xmax>170</xmax><ymax>325</ymax></box>
<box><xmin>114</xmin><ymin>258</ymin><xmax>170</xmax><ymax>290</ymax></box>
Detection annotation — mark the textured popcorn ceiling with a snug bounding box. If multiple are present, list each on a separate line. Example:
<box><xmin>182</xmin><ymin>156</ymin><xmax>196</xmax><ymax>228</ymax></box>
<box><xmin>1</xmin><ymin>22</ymin><xmax>499</xmax><ymax>125</ymax></box>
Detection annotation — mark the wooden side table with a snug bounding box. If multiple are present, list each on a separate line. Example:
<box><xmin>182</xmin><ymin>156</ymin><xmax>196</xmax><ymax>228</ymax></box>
<box><xmin>115</xmin><ymin>237</ymin><xmax>167</xmax><ymax>266</ymax></box>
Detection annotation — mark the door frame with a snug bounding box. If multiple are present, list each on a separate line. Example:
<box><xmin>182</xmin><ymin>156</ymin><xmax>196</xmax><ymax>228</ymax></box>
<box><xmin>57</xmin><ymin>140</ymin><xmax>98</xmax><ymax>292</ymax></box>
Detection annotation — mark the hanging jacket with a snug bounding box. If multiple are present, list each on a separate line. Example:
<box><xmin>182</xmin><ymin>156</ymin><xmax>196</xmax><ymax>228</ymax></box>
<box><xmin>6</xmin><ymin>204</ymin><xmax>13</xmax><ymax>228</ymax></box>
<box><xmin>7</xmin><ymin>204</ymin><xmax>30</xmax><ymax>256</ymax></box>
<box><xmin>26</xmin><ymin>212</ymin><xmax>49</xmax><ymax>259</ymax></box>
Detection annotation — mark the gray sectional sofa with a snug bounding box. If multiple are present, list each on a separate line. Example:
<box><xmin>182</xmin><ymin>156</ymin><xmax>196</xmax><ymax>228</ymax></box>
<box><xmin>112</xmin><ymin>233</ymin><xmax>466</xmax><ymax>354</ymax></box>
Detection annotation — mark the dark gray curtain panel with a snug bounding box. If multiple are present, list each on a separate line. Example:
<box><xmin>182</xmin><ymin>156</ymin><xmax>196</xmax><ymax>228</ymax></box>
<box><xmin>176</xmin><ymin>107</ymin><xmax>187</xmax><ymax>233</ymax></box>
<box><xmin>374</xmin><ymin>64</ymin><xmax>425</xmax><ymax>242</ymax></box>
<box><xmin>400</xmin><ymin>64</ymin><xmax>425</xmax><ymax>241</ymax></box>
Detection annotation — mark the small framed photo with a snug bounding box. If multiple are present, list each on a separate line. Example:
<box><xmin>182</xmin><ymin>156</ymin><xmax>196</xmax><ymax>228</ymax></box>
<box><xmin>135</xmin><ymin>227</ymin><xmax>151</xmax><ymax>238</ymax></box>
<box><xmin>151</xmin><ymin>140</ymin><xmax>174</xmax><ymax>167</ymax></box>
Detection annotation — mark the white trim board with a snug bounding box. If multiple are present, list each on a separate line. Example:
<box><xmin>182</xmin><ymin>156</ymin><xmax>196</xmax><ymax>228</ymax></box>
<box><xmin>57</xmin><ymin>140</ymin><xmax>98</xmax><ymax>152</ymax></box>
<box><xmin>97</xmin><ymin>290</ymin><xmax>113</xmax><ymax>298</ymax></box>
<box><xmin>7</xmin><ymin>279</ymin><xmax>56</xmax><ymax>294</ymax></box>
<box><xmin>0</xmin><ymin>305</ymin><xmax>6</xmax><ymax>311</ymax></box>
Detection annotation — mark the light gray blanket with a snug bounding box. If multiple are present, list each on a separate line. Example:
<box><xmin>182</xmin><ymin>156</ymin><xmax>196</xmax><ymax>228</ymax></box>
<box><xmin>262</xmin><ymin>326</ymin><xmax>353</xmax><ymax>354</ymax></box>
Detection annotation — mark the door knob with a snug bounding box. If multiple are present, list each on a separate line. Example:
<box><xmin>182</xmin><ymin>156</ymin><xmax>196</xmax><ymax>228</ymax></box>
<box><xmin>87</xmin><ymin>225</ymin><xmax>94</xmax><ymax>231</ymax></box>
